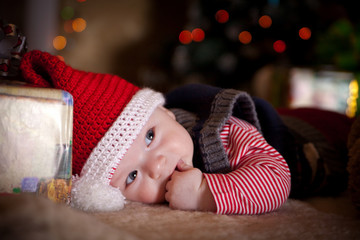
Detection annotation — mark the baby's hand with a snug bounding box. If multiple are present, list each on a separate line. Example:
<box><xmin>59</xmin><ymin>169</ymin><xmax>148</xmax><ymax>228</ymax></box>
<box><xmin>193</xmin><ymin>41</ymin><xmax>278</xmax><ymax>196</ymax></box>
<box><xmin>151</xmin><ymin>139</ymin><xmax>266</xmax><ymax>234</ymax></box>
<box><xmin>165</xmin><ymin>161</ymin><xmax>216</xmax><ymax>212</ymax></box>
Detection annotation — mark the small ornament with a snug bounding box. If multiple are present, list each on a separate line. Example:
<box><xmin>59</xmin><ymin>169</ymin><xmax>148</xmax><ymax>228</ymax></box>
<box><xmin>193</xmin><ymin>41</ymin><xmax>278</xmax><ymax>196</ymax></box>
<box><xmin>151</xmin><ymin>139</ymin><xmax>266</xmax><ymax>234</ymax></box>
<box><xmin>0</xmin><ymin>20</ymin><xmax>27</xmax><ymax>78</ymax></box>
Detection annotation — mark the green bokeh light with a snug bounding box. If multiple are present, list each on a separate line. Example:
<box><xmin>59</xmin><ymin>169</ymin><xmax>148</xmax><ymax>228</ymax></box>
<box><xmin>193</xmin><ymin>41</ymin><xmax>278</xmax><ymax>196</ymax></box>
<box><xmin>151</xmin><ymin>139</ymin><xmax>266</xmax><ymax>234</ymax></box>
<box><xmin>61</xmin><ymin>6</ymin><xmax>74</xmax><ymax>20</ymax></box>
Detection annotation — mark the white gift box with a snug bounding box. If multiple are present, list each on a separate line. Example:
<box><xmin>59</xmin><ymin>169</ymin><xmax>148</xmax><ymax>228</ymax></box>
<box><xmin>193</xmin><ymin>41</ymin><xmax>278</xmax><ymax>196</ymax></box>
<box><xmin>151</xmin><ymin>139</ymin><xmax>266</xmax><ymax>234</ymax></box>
<box><xmin>0</xmin><ymin>83</ymin><xmax>73</xmax><ymax>204</ymax></box>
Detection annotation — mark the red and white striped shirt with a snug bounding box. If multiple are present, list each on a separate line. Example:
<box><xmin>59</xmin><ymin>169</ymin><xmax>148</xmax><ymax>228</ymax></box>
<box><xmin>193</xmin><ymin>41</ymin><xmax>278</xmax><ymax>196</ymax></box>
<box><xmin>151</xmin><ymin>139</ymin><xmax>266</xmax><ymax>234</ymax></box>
<box><xmin>203</xmin><ymin>116</ymin><xmax>291</xmax><ymax>215</ymax></box>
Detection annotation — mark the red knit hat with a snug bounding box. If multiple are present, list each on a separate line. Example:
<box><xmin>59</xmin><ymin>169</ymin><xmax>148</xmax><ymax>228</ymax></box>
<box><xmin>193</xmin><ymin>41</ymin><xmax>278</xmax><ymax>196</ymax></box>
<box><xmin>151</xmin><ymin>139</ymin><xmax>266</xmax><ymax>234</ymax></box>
<box><xmin>20</xmin><ymin>50</ymin><xmax>165</xmax><ymax>211</ymax></box>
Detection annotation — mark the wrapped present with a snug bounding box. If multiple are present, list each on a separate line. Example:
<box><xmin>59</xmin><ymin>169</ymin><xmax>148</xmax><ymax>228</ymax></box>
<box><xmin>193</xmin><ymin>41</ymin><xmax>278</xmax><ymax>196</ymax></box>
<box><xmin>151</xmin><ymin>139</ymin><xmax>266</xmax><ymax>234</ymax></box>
<box><xmin>0</xmin><ymin>84</ymin><xmax>73</xmax><ymax>204</ymax></box>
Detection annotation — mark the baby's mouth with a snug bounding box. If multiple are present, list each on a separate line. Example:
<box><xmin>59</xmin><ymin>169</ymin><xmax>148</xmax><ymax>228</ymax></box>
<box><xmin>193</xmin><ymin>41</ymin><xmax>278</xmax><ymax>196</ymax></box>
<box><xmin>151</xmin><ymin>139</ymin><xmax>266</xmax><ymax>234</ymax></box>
<box><xmin>167</xmin><ymin>160</ymin><xmax>181</xmax><ymax>180</ymax></box>
<box><xmin>177</xmin><ymin>159</ymin><xmax>185</xmax><ymax>167</ymax></box>
<box><xmin>172</xmin><ymin>159</ymin><xmax>179</xmax><ymax>170</ymax></box>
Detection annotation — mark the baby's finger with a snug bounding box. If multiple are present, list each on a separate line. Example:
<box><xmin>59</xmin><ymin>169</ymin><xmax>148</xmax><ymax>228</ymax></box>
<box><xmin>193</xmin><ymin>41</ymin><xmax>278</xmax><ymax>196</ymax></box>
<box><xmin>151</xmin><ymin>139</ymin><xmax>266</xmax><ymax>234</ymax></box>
<box><xmin>176</xmin><ymin>160</ymin><xmax>192</xmax><ymax>171</ymax></box>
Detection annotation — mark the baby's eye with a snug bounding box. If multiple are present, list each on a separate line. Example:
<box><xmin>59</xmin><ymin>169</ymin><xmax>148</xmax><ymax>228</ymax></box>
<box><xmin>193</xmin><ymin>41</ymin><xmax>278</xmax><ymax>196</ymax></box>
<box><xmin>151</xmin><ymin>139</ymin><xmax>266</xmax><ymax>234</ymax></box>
<box><xmin>145</xmin><ymin>128</ymin><xmax>154</xmax><ymax>146</ymax></box>
<box><xmin>126</xmin><ymin>170</ymin><xmax>137</xmax><ymax>185</ymax></box>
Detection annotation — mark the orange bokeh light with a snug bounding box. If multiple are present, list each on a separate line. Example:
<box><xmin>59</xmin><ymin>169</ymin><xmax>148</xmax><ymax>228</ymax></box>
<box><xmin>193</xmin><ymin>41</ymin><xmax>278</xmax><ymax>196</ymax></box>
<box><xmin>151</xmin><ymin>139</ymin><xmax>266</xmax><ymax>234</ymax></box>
<box><xmin>192</xmin><ymin>28</ymin><xmax>205</xmax><ymax>42</ymax></box>
<box><xmin>299</xmin><ymin>27</ymin><xmax>311</xmax><ymax>40</ymax></box>
<box><xmin>53</xmin><ymin>36</ymin><xmax>67</xmax><ymax>50</ymax></box>
<box><xmin>273</xmin><ymin>40</ymin><xmax>286</xmax><ymax>53</ymax></box>
<box><xmin>57</xmin><ymin>55</ymin><xmax>65</xmax><ymax>61</ymax></box>
<box><xmin>72</xmin><ymin>18</ymin><xmax>87</xmax><ymax>32</ymax></box>
<box><xmin>259</xmin><ymin>15</ymin><xmax>272</xmax><ymax>28</ymax></box>
<box><xmin>238</xmin><ymin>31</ymin><xmax>252</xmax><ymax>44</ymax></box>
<box><xmin>179</xmin><ymin>30</ymin><xmax>192</xmax><ymax>44</ymax></box>
<box><xmin>215</xmin><ymin>10</ymin><xmax>229</xmax><ymax>23</ymax></box>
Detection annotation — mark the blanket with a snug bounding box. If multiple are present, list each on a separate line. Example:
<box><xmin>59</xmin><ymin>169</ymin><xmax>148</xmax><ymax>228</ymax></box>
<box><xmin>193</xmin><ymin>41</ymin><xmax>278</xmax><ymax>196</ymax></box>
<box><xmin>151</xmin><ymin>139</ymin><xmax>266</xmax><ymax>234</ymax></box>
<box><xmin>1</xmin><ymin>193</ymin><xmax>359</xmax><ymax>240</ymax></box>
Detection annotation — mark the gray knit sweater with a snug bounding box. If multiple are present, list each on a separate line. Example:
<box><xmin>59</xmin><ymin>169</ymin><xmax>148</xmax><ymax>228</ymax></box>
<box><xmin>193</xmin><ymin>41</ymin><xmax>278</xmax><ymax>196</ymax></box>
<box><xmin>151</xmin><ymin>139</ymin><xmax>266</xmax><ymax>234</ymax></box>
<box><xmin>169</xmin><ymin>88</ymin><xmax>261</xmax><ymax>174</ymax></box>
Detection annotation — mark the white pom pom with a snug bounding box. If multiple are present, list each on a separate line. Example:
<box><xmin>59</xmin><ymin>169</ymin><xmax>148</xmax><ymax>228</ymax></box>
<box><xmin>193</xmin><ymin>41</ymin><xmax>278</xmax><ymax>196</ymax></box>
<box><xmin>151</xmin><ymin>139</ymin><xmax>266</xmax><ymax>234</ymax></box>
<box><xmin>71</xmin><ymin>175</ymin><xmax>126</xmax><ymax>212</ymax></box>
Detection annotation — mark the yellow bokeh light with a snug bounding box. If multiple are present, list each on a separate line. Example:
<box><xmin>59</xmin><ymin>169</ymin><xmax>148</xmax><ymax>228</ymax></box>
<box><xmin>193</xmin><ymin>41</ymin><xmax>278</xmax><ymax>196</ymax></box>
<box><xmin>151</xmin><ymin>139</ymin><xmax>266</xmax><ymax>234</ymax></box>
<box><xmin>72</xmin><ymin>18</ymin><xmax>87</xmax><ymax>32</ymax></box>
<box><xmin>53</xmin><ymin>36</ymin><xmax>67</xmax><ymax>50</ymax></box>
<box><xmin>346</xmin><ymin>79</ymin><xmax>359</xmax><ymax>117</ymax></box>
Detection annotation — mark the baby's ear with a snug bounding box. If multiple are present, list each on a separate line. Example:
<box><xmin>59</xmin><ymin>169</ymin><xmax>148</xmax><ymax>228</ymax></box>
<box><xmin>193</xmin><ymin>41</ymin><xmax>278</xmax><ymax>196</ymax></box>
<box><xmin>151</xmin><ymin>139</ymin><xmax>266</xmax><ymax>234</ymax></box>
<box><xmin>160</xmin><ymin>106</ymin><xmax>176</xmax><ymax>120</ymax></box>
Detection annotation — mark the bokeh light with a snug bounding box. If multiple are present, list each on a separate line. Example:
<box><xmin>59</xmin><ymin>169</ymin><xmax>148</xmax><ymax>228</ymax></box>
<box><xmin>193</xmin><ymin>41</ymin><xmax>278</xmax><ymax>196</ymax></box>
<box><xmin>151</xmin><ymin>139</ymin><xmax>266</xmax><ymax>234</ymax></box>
<box><xmin>53</xmin><ymin>36</ymin><xmax>67</xmax><ymax>50</ymax></box>
<box><xmin>273</xmin><ymin>40</ymin><xmax>286</xmax><ymax>53</ymax></box>
<box><xmin>72</xmin><ymin>18</ymin><xmax>87</xmax><ymax>32</ymax></box>
<box><xmin>299</xmin><ymin>27</ymin><xmax>312</xmax><ymax>40</ymax></box>
<box><xmin>259</xmin><ymin>15</ymin><xmax>272</xmax><ymax>28</ymax></box>
<box><xmin>57</xmin><ymin>55</ymin><xmax>65</xmax><ymax>61</ymax></box>
<box><xmin>215</xmin><ymin>10</ymin><xmax>229</xmax><ymax>23</ymax></box>
<box><xmin>179</xmin><ymin>30</ymin><xmax>192</xmax><ymax>44</ymax></box>
<box><xmin>347</xmin><ymin>79</ymin><xmax>359</xmax><ymax>117</ymax></box>
<box><xmin>192</xmin><ymin>28</ymin><xmax>205</xmax><ymax>42</ymax></box>
<box><xmin>64</xmin><ymin>20</ymin><xmax>74</xmax><ymax>33</ymax></box>
<box><xmin>238</xmin><ymin>31</ymin><xmax>252</xmax><ymax>44</ymax></box>
<box><xmin>61</xmin><ymin>6</ymin><xmax>74</xmax><ymax>20</ymax></box>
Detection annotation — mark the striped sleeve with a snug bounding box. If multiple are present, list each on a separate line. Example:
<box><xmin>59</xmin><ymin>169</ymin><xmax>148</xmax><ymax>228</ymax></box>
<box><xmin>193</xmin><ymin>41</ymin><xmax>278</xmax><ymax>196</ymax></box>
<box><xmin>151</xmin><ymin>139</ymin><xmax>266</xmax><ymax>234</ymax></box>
<box><xmin>203</xmin><ymin>116</ymin><xmax>291</xmax><ymax>215</ymax></box>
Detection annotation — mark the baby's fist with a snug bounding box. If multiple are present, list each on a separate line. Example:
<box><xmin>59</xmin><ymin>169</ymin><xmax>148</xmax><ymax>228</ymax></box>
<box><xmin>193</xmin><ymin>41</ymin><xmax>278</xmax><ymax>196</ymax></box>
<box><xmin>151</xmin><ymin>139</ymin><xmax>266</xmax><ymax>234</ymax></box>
<box><xmin>165</xmin><ymin>161</ymin><xmax>216</xmax><ymax>212</ymax></box>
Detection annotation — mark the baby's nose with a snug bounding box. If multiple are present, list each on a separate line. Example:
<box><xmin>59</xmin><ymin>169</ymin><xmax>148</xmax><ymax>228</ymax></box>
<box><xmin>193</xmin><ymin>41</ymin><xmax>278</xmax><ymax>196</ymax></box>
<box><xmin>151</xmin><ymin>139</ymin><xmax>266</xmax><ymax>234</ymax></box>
<box><xmin>147</xmin><ymin>155</ymin><xmax>165</xmax><ymax>180</ymax></box>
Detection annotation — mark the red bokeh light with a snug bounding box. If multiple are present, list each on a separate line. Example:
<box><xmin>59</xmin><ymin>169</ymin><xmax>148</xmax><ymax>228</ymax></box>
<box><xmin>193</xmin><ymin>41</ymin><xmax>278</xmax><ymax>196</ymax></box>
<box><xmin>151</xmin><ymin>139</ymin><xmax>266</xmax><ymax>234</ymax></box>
<box><xmin>258</xmin><ymin>15</ymin><xmax>272</xmax><ymax>28</ymax></box>
<box><xmin>273</xmin><ymin>40</ymin><xmax>286</xmax><ymax>53</ymax></box>
<box><xmin>192</xmin><ymin>28</ymin><xmax>205</xmax><ymax>42</ymax></box>
<box><xmin>238</xmin><ymin>31</ymin><xmax>252</xmax><ymax>44</ymax></box>
<box><xmin>215</xmin><ymin>10</ymin><xmax>229</xmax><ymax>23</ymax></box>
<box><xmin>64</xmin><ymin>20</ymin><xmax>74</xmax><ymax>33</ymax></box>
<box><xmin>179</xmin><ymin>30</ymin><xmax>192</xmax><ymax>44</ymax></box>
<box><xmin>299</xmin><ymin>27</ymin><xmax>311</xmax><ymax>40</ymax></box>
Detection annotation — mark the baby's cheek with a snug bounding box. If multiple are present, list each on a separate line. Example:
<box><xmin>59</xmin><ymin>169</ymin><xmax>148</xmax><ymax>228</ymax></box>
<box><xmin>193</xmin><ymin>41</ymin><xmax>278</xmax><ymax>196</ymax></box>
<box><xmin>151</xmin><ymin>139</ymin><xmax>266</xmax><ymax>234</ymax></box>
<box><xmin>109</xmin><ymin>176</ymin><xmax>121</xmax><ymax>188</ymax></box>
<box><xmin>144</xmin><ymin>190</ymin><xmax>166</xmax><ymax>204</ymax></box>
<box><xmin>128</xmin><ymin>181</ymin><xmax>165</xmax><ymax>204</ymax></box>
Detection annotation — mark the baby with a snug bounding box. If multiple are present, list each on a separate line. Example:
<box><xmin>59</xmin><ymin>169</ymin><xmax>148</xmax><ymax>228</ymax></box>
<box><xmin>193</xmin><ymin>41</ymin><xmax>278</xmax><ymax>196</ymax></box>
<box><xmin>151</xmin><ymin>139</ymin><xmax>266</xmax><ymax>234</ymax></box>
<box><xmin>109</xmin><ymin>106</ymin><xmax>217</xmax><ymax>211</ymax></box>
<box><xmin>110</xmin><ymin>85</ymin><xmax>292</xmax><ymax>214</ymax></box>
<box><xmin>19</xmin><ymin>50</ymin><xmax>350</xmax><ymax>214</ymax></box>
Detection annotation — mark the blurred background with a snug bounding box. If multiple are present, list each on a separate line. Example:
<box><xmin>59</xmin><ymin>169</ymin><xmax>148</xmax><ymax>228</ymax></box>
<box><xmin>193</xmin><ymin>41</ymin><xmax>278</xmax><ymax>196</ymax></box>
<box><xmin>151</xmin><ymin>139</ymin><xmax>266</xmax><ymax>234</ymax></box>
<box><xmin>1</xmin><ymin>0</ymin><xmax>359</xmax><ymax>117</ymax></box>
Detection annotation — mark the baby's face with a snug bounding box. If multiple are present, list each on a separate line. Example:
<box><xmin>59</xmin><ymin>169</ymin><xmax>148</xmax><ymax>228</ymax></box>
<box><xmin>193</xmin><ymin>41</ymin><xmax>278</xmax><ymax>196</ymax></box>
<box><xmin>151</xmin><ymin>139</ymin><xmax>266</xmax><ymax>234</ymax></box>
<box><xmin>110</xmin><ymin>106</ymin><xmax>194</xmax><ymax>204</ymax></box>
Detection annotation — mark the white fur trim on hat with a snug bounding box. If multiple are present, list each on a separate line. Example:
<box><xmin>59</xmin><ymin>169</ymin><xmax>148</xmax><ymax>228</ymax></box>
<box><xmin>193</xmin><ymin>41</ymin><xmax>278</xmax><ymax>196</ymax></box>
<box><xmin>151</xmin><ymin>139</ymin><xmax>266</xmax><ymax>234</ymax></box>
<box><xmin>71</xmin><ymin>175</ymin><xmax>126</xmax><ymax>212</ymax></box>
<box><xmin>71</xmin><ymin>88</ymin><xmax>165</xmax><ymax>212</ymax></box>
